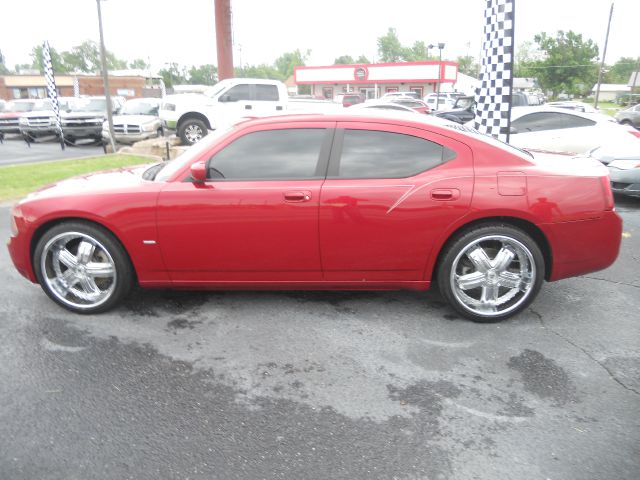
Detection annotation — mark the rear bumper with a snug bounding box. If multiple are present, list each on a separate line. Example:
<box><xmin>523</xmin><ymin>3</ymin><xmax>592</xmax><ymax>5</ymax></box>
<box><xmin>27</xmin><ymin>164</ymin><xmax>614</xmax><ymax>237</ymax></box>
<box><xmin>543</xmin><ymin>211</ymin><xmax>623</xmax><ymax>281</ymax></box>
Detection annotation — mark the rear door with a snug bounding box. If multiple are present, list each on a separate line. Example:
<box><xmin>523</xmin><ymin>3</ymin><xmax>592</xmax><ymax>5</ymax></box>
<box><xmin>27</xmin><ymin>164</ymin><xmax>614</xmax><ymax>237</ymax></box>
<box><xmin>319</xmin><ymin>122</ymin><xmax>474</xmax><ymax>282</ymax></box>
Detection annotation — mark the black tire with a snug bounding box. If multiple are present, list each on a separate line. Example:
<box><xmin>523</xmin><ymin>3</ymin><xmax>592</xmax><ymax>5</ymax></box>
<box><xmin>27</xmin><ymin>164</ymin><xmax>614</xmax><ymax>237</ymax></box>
<box><xmin>437</xmin><ymin>223</ymin><xmax>545</xmax><ymax>323</ymax></box>
<box><xmin>33</xmin><ymin>221</ymin><xmax>134</xmax><ymax>314</ymax></box>
<box><xmin>178</xmin><ymin>118</ymin><xmax>208</xmax><ymax>145</ymax></box>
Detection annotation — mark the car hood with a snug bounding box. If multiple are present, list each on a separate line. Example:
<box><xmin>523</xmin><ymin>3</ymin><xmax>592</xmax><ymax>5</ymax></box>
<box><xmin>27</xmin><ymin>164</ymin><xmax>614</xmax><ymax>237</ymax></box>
<box><xmin>22</xmin><ymin>164</ymin><xmax>156</xmax><ymax>202</ymax></box>
<box><xmin>61</xmin><ymin>111</ymin><xmax>106</xmax><ymax>119</ymax></box>
<box><xmin>111</xmin><ymin>114</ymin><xmax>158</xmax><ymax>124</ymax></box>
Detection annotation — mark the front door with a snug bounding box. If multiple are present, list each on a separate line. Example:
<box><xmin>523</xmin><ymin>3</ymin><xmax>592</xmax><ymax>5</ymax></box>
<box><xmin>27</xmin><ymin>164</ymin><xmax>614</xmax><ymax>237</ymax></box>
<box><xmin>157</xmin><ymin>123</ymin><xmax>334</xmax><ymax>283</ymax></box>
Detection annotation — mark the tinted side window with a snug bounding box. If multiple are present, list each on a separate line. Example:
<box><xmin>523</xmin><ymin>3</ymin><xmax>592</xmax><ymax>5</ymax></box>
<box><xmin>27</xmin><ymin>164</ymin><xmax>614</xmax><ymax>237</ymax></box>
<box><xmin>208</xmin><ymin>129</ymin><xmax>326</xmax><ymax>180</ymax></box>
<box><xmin>335</xmin><ymin>130</ymin><xmax>456</xmax><ymax>179</ymax></box>
<box><xmin>512</xmin><ymin>112</ymin><xmax>595</xmax><ymax>132</ymax></box>
<box><xmin>255</xmin><ymin>84</ymin><xmax>279</xmax><ymax>101</ymax></box>
<box><xmin>223</xmin><ymin>84</ymin><xmax>251</xmax><ymax>101</ymax></box>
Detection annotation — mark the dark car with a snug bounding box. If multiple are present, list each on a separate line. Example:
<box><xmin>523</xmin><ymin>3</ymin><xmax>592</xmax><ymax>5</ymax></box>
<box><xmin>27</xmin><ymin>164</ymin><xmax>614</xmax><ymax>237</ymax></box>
<box><xmin>615</xmin><ymin>103</ymin><xmax>640</xmax><ymax>129</ymax></box>
<box><xmin>434</xmin><ymin>96</ymin><xmax>476</xmax><ymax>124</ymax></box>
<box><xmin>61</xmin><ymin>96</ymin><xmax>123</xmax><ymax>143</ymax></box>
<box><xmin>334</xmin><ymin>93</ymin><xmax>365</xmax><ymax>107</ymax></box>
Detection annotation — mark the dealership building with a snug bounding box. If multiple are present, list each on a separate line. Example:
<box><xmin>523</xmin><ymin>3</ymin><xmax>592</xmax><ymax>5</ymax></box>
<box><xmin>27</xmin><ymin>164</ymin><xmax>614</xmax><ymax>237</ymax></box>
<box><xmin>294</xmin><ymin>61</ymin><xmax>459</xmax><ymax>100</ymax></box>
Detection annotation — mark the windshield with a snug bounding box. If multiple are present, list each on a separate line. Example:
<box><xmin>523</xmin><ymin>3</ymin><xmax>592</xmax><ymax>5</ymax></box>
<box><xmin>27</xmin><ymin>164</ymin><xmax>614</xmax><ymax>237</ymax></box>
<box><xmin>154</xmin><ymin>124</ymin><xmax>235</xmax><ymax>181</ymax></box>
<box><xmin>7</xmin><ymin>101</ymin><xmax>35</xmax><ymax>112</ymax></box>
<box><xmin>70</xmin><ymin>98</ymin><xmax>108</xmax><ymax>112</ymax></box>
<box><xmin>120</xmin><ymin>100</ymin><xmax>158</xmax><ymax>115</ymax></box>
<box><xmin>204</xmin><ymin>79</ymin><xmax>233</xmax><ymax>99</ymax></box>
<box><xmin>455</xmin><ymin>97</ymin><xmax>474</xmax><ymax>109</ymax></box>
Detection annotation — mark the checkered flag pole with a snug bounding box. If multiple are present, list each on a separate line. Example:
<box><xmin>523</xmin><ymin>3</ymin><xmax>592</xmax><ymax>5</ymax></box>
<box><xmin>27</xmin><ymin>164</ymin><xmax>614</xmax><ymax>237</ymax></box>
<box><xmin>42</xmin><ymin>41</ymin><xmax>64</xmax><ymax>145</ymax></box>
<box><xmin>473</xmin><ymin>0</ymin><xmax>515</xmax><ymax>142</ymax></box>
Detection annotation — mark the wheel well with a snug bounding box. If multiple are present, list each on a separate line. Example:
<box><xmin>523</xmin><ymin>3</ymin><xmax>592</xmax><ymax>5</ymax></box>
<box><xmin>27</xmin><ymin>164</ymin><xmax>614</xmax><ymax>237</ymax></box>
<box><xmin>30</xmin><ymin>217</ymin><xmax>138</xmax><ymax>283</ymax></box>
<box><xmin>433</xmin><ymin>216</ymin><xmax>553</xmax><ymax>281</ymax></box>
<box><xmin>177</xmin><ymin>112</ymin><xmax>212</xmax><ymax>130</ymax></box>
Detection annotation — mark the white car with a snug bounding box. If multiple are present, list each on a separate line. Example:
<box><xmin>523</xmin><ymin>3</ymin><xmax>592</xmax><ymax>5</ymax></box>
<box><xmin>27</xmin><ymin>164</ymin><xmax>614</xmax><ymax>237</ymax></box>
<box><xmin>380</xmin><ymin>91</ymin><xmax>421</xmax><ymax>100</ymax></box>
<box><xmin>506</xmin><ymin>106</ymin><xmax>640</xmax><ymax>154</ymax></box>
<box><xmin>103</xmin><ymin>98</ymin><xmax>163</xmax><ymax>144</ymax></box>
<box><xmin>424</xmin><ymin>96</ymin><xmax>455</xmax><ymax>112</ymax></box>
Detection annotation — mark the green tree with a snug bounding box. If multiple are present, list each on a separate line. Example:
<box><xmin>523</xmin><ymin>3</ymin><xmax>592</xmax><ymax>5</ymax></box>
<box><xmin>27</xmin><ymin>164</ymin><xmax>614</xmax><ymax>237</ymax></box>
<box><xmin>532</xmin><ymin>31</ymin><xmax>599</xmax><ymax>98</ymax></box>
<box><xmin>0</xmin><ymin>49</ymin><xmax>9</xmax><ymax>74</ymax></box>
<box><xmin>129</xmin><ymin>58</ymin><xmax>150</xmax><ymax>70</ymax></box>
<box><xmin>377</xmin><ymin>28</ymin><xmax>404</xmax><ymax>62</ymax></box>
<box><xmin>334</xmin><ymin>55</ymin><xmax>355</xmax><ymax>65</ymax></box>
<box><xmin>30</xmin><ymin>44</ymin><xmax>68</xmax><ymax>73</ymax></box>
<box><xmin>356</xmin><ymin>55</ymin><xmax>370</xmax><ymax>64</ymax></box>
<box><xmin>188</xmin><ymin>64</ymin><xmax>218</xmax><ymax>85</ymax></box>
<box><xmin>234</xmin><ymin>64</ymin><xmax>280</xmax><ymax>79</ymax></box>
<box><xmin>456</xmin><ymin>55</ymin><xmax>479</xmax><ymax>77</ymax></box>
<box><xmin>61</xmin><ymin>40</ymin><xmax>126</xmax><ymax>73</ymax></box>
<box><xmin>158</xmin><ymin>62</ymin><xmax>186</xmax><ymax>88</ymax></box>
<box><xmin>604</xmin><ymin>57</ymin><xmax>640</xmax><ymax>84</ymax></box>
<box><xmin>274</xmin><ymin>49</ymin><xmax>310</xmax><ymax>80</ymax></box>
<box><xmin>403</xmin><ymin>41</ymin><xmax>428</xmax><ymax>61</ymax></box>
<box><xmin>514</xmin><ymin>41</ymin><xmax>541</xmax><ymax>78</ymax></box>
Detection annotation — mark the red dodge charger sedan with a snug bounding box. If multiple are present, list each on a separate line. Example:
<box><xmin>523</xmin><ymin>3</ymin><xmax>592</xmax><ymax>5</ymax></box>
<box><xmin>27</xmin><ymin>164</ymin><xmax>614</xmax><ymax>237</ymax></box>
<box><xmin>7</xmin><ymin>112</ymin><xmax>622</xmax><ymax>321</ymax></box>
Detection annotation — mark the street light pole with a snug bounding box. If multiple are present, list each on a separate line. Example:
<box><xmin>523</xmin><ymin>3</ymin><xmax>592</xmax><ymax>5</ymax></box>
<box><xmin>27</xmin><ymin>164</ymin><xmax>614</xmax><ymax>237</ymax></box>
<box><xmin>435</xmin><ymin>43</ymin><xmax>445</xmax><ymax>111</ymax></box>
<box><xmin>594</xmin><ymin>2</ymin><xmax>614</xmax><ymax>109</ymax></box>
<box><xmin>96</xmin><ymin>0</ymin><xmax>116</xmax><ymax>153</ymax></box>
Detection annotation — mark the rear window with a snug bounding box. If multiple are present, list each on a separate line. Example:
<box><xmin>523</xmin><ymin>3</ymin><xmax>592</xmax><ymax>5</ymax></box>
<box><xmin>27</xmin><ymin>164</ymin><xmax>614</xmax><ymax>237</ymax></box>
<box><xmin>333</xmin><ymin>129</ymin><xmax>456</xmax><ymax>179</ymax></box>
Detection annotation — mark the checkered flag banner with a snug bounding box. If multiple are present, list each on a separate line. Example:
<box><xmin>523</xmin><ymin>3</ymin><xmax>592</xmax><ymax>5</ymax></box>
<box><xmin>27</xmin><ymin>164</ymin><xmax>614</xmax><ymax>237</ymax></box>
<box><xmin>159</xmin><ymin>78</ymin><xmax>166</xmax><ymax>98</ymax></box>
<box><xmin>473</xmin><ymin>0</ymin><xmax>515</xmax><ymax>142</ymax></box>
<box><xmin>73</xmin><ymin>76</ymin><xmax>80</xmax><ymax>97</ymax></box>
<box><xmin>42</xmin><ymin>41</ymin><xmax>63</xmax><ymax>138</ymax></box>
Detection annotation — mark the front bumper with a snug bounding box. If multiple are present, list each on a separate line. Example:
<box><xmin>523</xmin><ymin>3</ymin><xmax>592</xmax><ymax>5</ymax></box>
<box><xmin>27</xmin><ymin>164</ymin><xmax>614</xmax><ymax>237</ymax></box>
<box><xmin>20</xmin><ymin>125</ymin><xmax>60</xmax><ymax>137</ymax></box>
<box><xmin>103</xmin><ymin>130</ymin><xmax>160</xmax><ymax>144</ymax></box>
<box><xmin>0</xmin><ymin>124</ymin><xmax>21</xmax><ymax>134</ymax></box>
<box><xmin>62</xmin><ymin>125</ymin><xmax>102</xmax><ymax>139</ymax></box>
<box><xmin>609</xmin><ymin>167</ymin><xmax>640</xmax><ymax>198</ymax></box>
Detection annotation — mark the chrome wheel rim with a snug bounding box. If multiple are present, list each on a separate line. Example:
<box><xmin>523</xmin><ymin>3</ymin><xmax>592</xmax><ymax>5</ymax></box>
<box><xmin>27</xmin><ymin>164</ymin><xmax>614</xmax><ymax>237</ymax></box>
<box><xmin>184</xmin><ymin>124</ymin><xmax>203</xmax><ymax>143</ymax></box>
<box><xmin>40</xmin><ymin>232</ymin><xmax>117</xmax><ymax>310</ymax></box>
<box><xmin>450</xmin><ymin>235</ymin><xmax>536</xmax><ymax>317</ymax></box>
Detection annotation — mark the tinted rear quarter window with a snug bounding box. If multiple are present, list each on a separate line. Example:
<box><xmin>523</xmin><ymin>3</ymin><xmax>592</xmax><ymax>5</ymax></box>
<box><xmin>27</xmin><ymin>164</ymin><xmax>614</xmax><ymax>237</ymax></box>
<box><xmin>334</xmin><ymin>130</ymin><xmax>456</xmax><ymax>179</ymax></box>
<box><xmin>255</xmin><ymin>84</ymin><xmax>279</xmax><ymax>101</ymax></box>
<box><xmin>512</xmin><ymin>112</ymin><xmax>596</xmax><ymax>132</ymax></box>
<box><xmin>208</xmin><ymin>128</ymin><xmax>326</xmax><ymax>180</ymax></box>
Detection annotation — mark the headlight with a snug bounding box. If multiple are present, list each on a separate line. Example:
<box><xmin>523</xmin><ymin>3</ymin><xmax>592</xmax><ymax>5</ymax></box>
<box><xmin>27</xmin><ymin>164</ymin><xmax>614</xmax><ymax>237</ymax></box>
<box><xmin>162</xmin><ymin>103</ymin><xmax>176</xmax><ymax>111</ymax></box>
<box><xmin>142</xmin><ymin>122</ymin><xmax>156</xmax><ymax>132</ymax></box>
<box><xmin>19</xmin><ymin>117</ymin><xmax>28</xmax><ymax>125</ymax></box>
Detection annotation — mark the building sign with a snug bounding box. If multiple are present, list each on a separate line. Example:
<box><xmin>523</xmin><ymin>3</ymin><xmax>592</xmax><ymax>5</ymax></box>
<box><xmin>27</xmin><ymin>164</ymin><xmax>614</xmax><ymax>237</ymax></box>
<box><xmin>117</xmin><ymin>88</ymin><xmax>135</xmax><ymax>97</ymax></box>
<box><xmin>354</xmin><ymin>67</ymin><xmax>368</xmax><ymax>81</ymax></box>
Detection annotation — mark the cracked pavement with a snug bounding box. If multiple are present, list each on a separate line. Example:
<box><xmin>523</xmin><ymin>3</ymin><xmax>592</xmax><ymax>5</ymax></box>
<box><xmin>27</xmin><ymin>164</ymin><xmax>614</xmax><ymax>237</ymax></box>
<box><xmin>1</xmin><ymin>196</ymin><xmax>639</xmax><ymax>480</ymax></box>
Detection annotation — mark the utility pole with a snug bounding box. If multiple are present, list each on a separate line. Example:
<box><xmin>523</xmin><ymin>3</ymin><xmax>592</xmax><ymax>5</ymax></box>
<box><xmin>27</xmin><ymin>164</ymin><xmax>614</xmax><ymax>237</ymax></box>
<box><xmin>215</xmin><ymin>0</ymin><xmax>234</xmax><ymax>80</ymax></box>
<box><xmin>594</xmin><ymin>2</ymin><xmax>614</xmax><ymax>109</ymax></box>
<box><xmin>96</xmin><ymin>0</ymin><xmax>116</xmax><ymax>153</ymax></box>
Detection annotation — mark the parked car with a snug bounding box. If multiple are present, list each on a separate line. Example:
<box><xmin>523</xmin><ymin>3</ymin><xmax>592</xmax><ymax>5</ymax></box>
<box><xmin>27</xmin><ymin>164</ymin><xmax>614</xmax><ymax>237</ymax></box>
<box><xmin>62</xmin><ymin>96</ymin><xmax>124</xmax><ymax>144</ymax></box>
<box><xmin>545</xmin><ymin>101</ymin><xmax>599</xmax><ymax>113</ymax></box>
<box><xmin>349</xmin><ymin>102</ymin><xmax>419</xmax><ymax>114</ymax></box>
<box><xmin>615</xmin><ymin>103</ymin><xmax>640</xmax><ymax>129</ymax></box>
<box><xmin>388</xmin><ymin>98</ymin><xmax>430</xmax><ymax>114</ymax></box>
<box><xmin>434</xmin><ymin>96</ymin><xmax>476</xmax><ymax>124</ymax></box>
<box><xmin>506</xmin><ymin>106</ymin><xmax>640</xmax><ymax>154</ymax></box>
<box><xmin>102</xmin><ymin>98</ymin><xmax>163</xmax><ymax>144</ymax></box>
<box><xmin>587</xmin><ymin>145</ymin><xmax>640</xmax><ymax>198</ymax></box>
<box><xmin>0</xmin><ymin>99</ymin><xmax>6</xmax><ymax>112</ymax></box>
<box><xmin>0</xmin><ymin>99</ymin><xmax>37</xmax><ymax>135</ymax></box>
<box><xmin>19</xmin><ymin>97</ymin><xmax>74</xmax><ymax>140</ymax></box>
<box><xmin>381</xmin><ymin>91</ymin><xmax>421</xmax><ymax>100</ymax></box>
<box><xmin>8</xmin><ymin>113</ymin><xmax>621</xmax><ymax>322</ymax></box>
<box><xmin>334</xmin><ymin>92</ymin><xmax>365</xmax><ymax>107</ymax></box>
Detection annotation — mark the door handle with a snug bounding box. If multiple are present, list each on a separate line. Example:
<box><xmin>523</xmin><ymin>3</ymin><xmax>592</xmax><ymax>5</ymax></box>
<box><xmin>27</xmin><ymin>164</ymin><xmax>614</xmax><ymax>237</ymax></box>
<box><xmin>431</xmin><ymin>188</ymin><xmax>460</xmax><ymax>201</ymax></box>
<box><xmin>284</xmin><ymin>191</ymin><xmax>312</xmax><ymax>202</ymax></box>
<box><xmin>245</xmin><ymin>104</ymin><xmax>253</xmax><ymax>110</ymax></box>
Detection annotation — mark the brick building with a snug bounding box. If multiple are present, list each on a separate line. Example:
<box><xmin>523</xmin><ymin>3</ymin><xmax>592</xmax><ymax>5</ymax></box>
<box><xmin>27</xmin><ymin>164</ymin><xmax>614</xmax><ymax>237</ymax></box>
<box><xmin>0</xmin><ymin>74</ymin><xmax>159</xmax><ymax>100</ymax></box>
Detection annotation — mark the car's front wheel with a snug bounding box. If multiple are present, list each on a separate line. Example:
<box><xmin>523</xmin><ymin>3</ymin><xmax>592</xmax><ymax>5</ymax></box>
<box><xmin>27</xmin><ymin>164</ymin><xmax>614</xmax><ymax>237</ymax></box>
<box><xmin>34</xmin><ymin>221</ymin><xmax>134</xmax><ymax>314</ymax></box>
<box><xmin>437</xmin><ymin>224</ymin><xmax>545</xmax><ymax>322</ymax></box>
<box><xmin>178</xmin><ymin>118</ymin><xmax>208</xmax><ymax>145</ymax></box>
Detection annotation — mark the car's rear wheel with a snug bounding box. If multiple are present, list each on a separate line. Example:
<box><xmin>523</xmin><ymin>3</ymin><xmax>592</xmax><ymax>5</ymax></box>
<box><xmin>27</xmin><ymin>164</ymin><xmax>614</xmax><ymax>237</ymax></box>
<box><xmin>437</xmin><ymin>224</ymin><xmax>544</xmax><ymax>322</ymax></box>
<box><xmin>34</xmin><ymin>222</ymin><xmax>133</xmax><ymax>314</ymax></box>
<box><xmin>178</xmin><ymin>118</ymin><xmax>208</xmax><ymax>145</ymax></box>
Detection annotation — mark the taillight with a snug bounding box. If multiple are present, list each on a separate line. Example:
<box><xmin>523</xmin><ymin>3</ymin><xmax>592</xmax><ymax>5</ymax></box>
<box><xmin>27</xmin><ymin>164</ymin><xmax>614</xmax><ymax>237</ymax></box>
<box><xmin>600</xmin><ymin>176</ymin><xmax>614</xmax><ymax>210</ymax></box>
<box><xmin>628</xmin><ymin>130</ymin><xmax>640</xmax><ymax>139</ymax></box>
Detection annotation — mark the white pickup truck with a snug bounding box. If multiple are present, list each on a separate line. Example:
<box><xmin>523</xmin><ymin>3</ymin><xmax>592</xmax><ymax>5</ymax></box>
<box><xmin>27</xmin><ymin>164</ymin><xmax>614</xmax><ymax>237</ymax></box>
<box><xmin>159</xmin><ymin>78</ymin><xmax>337</xmax><ymax>145</ymax></box>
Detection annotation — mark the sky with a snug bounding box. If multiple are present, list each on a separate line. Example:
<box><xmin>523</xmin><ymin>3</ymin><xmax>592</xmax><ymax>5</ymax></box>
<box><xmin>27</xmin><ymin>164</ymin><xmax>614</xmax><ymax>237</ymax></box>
<box><xmin>0</xmin><ymin>0</ymin><xmax>637</xmax><ymax>73</ymax></box>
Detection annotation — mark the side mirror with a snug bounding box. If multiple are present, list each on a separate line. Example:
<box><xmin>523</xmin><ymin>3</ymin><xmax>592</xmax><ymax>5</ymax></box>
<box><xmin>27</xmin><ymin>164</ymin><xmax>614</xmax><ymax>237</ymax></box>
<box><xmin>190</xmin><ymin>161</ymin><xmax>207</xmax><ymax>183</ymax></box>
<box><xmin>219</xmin><ymin>94</ymin><xmax>231</xmax><ymax>103</ymax></box>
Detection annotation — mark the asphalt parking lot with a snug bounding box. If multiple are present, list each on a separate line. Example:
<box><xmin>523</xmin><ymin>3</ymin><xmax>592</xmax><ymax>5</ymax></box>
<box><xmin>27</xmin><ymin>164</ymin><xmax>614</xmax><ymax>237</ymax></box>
<box><xmin>0</xmin><ymin>135</ymin><xmax>105</xmax><ymax>166</ymax></box>
<box><xmin>1</xmin><ymin>198</ymin><xmax>638</xmax><ymax>480</ymax></box>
